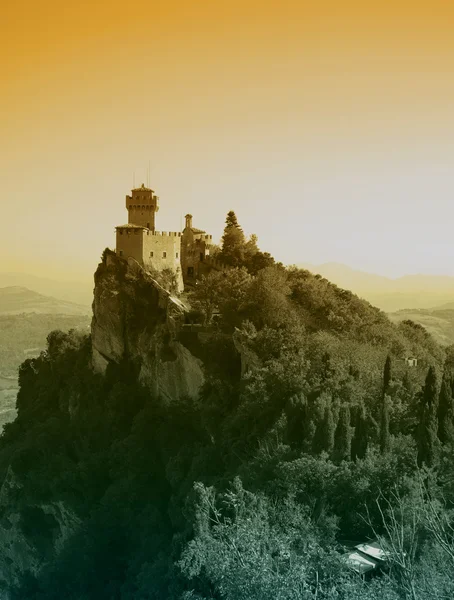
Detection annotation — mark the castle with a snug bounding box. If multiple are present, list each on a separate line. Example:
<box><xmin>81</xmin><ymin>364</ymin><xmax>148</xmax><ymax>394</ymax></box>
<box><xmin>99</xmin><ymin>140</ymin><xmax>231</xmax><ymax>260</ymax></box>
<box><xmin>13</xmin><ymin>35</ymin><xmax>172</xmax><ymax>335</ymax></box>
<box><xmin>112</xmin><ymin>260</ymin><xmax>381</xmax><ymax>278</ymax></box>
<box><xmin>115</xmin><ymin>183</ymin><xmax>215</xmax><ymax>292</ymax></box>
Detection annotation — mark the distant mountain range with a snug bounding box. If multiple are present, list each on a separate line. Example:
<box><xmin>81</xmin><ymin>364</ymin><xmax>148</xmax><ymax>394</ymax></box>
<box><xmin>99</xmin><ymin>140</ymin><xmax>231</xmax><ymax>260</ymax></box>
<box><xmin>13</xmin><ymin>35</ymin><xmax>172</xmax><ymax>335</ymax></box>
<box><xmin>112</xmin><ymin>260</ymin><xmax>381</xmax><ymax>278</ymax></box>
<box><xmin>297</xmin><ymin>263</ymin><xmax>454</xmax><ymax>312</ymax></box>
<box><xmin>0</xmin><ymin>272</ymin><xmax>93</xmax><ymax>307</ymax></box>
<box><xmin>0</xmin><ymin>286</ymin><xmax>91</xmax><ymax>316</ymax></box>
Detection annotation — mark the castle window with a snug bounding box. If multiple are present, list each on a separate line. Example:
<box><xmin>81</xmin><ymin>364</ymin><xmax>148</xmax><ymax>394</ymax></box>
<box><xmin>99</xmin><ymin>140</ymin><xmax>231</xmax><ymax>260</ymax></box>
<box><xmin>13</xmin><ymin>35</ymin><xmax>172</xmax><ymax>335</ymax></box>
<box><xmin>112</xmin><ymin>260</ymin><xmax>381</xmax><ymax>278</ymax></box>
<box><xmin>187</xmin><ymin>266</ymin><xmax>194</xmax><ymax>276</ymax></box>
<box><xmin>163</xmin><ymin>251</ymin><xmax>167</xmax><ymax>258</ymax></box>
<box><xmin>119</xmin><ymin>250</ymin><xmax>123</xmax><ymax>256</ymax></box>
<box><xmin>200</xmin><ymin>253</ymin><xmax>204</xmax><ymax>262</ymax></box>
<box><xmin>176</xmin><ymin>252</ymin><xmax>179</xmax><ymax>258</ymax></box>
<box><xmin>147</xmin><ymin>222</ymin><xmax>150</xmax><ymax>229</ymax></box>
<box><xmin>150</xmin><ymin>251</ymin><xmax>153</xmax><ymax>257</ymax></box>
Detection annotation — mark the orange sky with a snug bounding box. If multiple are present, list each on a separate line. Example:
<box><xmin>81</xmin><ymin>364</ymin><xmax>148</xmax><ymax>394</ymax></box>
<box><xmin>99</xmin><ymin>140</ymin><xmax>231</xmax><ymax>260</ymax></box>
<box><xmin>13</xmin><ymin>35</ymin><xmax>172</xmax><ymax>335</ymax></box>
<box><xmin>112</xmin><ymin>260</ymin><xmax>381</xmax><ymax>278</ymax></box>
<box><xmin>2</xmin><ymin>0</ymin><xmax>454</xmax><ymax>282</ymax></box>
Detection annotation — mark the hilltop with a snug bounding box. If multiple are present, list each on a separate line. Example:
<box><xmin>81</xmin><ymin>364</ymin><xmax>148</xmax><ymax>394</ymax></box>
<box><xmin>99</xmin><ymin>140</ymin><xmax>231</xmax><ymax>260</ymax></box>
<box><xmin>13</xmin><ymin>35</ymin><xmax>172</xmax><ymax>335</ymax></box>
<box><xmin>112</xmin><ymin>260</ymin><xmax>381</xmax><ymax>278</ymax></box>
<box><xmin>389</xmin><ymin>307</ymin><xmax>454</xmax><ymax>347</ymax></box>
<box><xmin>0</xmin><ymin>242</ymin><xmax>450</xmax><ymax>597</ymax></box>
<box><xmin>298</xmin><ymin>262</ymin><xmax>454</xmax><ymax>312</ymax></box>
<box><xmin>0</xmin><ymin>273</ymin><xmax>93</xmax><ymax>307</ymax></box>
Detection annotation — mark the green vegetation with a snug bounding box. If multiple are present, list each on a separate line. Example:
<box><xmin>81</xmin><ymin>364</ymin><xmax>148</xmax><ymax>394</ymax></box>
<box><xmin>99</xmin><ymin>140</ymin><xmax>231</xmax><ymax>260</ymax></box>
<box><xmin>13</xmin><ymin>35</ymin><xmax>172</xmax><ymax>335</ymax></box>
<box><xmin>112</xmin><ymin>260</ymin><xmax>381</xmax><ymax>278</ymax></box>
<box><xmin>0</xmin><ymin>313</ymin><xmax>91</xmax><ymax>377</ymax></box>
<box><xmin>389</xmin><ymin>307</ymin><xmax>454</xmax><ymax>346</ymax></box>
<box><xmin>2</xmin><ymin>213</ymin><xmax>454</xmax><ymax>598</ymax></box>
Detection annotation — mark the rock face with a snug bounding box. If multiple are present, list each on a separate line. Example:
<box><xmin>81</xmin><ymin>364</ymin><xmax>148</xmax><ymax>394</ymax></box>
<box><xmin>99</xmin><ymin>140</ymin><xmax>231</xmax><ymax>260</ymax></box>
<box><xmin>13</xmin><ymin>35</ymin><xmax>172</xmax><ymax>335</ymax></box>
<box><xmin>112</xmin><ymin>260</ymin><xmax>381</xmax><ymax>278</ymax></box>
<box><xmin>91</xmin><ymin>251</ymin><xmax>204</xmax><ymax>401</ymax></box>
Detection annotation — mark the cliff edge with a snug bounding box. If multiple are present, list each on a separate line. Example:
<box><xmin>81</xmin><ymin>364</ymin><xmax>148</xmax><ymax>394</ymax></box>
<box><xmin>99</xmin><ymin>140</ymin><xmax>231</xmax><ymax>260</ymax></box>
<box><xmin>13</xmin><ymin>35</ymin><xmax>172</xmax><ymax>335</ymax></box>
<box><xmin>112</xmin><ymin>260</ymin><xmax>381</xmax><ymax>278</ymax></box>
<box><xmin>91</xmin><ymin>250</ymin><xmax>204</xmax><ymax>401</ymax></box>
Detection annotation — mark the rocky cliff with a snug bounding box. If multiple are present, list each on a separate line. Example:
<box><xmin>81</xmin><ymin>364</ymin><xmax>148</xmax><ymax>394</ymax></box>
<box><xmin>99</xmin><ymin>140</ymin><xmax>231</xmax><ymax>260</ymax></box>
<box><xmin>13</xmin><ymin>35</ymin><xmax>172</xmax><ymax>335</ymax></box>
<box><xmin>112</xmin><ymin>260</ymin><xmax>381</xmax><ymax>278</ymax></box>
<box><xmin>91</xmin><ymin>250</ymin><xmax>205</xmax><ymax>401</ymax></box>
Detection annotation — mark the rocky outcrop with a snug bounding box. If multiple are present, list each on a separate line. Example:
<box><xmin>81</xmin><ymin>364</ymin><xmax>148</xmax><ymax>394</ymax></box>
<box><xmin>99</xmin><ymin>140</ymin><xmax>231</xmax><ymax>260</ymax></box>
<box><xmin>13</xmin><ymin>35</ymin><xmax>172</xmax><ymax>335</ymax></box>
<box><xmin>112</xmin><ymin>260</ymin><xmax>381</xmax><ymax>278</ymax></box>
<box><xmin>91</xmin><ymin>251</ymin><xmax>204</xmax><ymax>401</ymax></box>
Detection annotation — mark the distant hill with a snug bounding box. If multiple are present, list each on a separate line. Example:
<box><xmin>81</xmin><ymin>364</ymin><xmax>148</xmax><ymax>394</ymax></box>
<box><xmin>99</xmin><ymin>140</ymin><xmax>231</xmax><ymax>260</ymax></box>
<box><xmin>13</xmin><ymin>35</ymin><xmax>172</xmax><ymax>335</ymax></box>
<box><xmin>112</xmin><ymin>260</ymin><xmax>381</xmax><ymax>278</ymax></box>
<box><xmin>0</xmin><ymin>310</ymin><xmax>91</xmax><ymax>429</ymax></box>
<box><xmin>0</xmin><ymin>272</ymin><xmax>93</xmax><ymax>307</ymax></box>
<box><xmin>429</xmin><ymin>301</ymin><xmax>454</xmax><ymax>311</ymax></box>
<box><xmin>388</xmin><ymin>308</ymin><xmax>454</xmax><ymax>347</ymax></box>
<box><xmin>298</xmin><ymin>262</ymin><xmax>454</xmax><ymax>312</ymax></box>
<box><xmin>0</xmin><ymin>286</ymin><xmax>91</xmax><ymax>316</ymax></box>
<box><xmin>0</xmin><ymin>287</ymin><xmax>92</xmax><ymax>429</ymax></box>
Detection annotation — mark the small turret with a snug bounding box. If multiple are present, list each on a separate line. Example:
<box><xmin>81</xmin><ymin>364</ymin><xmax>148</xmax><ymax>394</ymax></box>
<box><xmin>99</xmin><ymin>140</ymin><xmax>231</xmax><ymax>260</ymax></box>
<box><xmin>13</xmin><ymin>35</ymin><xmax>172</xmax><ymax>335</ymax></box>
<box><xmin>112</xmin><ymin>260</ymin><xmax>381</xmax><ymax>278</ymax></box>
<box><xmin>184</xmin><ymin>214</ymin><xmax>193</xmax><ymax>230</ymax></box>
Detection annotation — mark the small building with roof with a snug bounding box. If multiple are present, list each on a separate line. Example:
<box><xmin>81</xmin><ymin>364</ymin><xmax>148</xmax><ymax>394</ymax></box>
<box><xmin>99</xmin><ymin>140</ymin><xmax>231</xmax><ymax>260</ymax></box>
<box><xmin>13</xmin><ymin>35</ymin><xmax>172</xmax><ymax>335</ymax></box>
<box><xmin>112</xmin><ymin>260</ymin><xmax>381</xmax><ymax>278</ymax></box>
<box><xmin>343</xmin><ymin>540</ymin><xmax>390</xmax><ymax>577</ymax></box>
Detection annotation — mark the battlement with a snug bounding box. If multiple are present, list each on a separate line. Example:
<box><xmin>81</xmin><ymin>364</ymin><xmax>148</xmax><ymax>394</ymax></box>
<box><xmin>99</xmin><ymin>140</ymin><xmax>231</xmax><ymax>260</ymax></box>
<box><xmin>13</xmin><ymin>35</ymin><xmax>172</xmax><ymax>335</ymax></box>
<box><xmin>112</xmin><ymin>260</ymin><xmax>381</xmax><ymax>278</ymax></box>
<box><xmin>146</xmin><ymin>231</ymin><xmax>182</xmax><ymax>237</ymax></box>
<box><xmin>114</xmin><ymin>184</ymin><xmax>216</xmax><ymax>293</ymax></box>
<box><xmin>194</xmin><ymin>234</ymin><xmax>213</xmax><ymax>243</ymax></box>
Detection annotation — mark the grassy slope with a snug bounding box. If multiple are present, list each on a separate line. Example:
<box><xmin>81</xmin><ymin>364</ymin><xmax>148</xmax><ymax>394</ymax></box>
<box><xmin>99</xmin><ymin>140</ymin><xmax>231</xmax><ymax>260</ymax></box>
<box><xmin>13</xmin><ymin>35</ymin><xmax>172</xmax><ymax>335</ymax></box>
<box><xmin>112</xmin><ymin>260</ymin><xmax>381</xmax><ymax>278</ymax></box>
<box><xmin>388</xmin><ymin>308</ymin><xmax>454</xmax><ymax>347</ymax></box>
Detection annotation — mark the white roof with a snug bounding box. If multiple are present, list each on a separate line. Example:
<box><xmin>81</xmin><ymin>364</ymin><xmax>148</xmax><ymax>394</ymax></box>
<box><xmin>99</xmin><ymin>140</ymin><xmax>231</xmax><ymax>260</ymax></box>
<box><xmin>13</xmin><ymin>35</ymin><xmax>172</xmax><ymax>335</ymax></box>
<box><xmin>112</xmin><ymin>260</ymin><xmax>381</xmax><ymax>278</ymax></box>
<box><xmin>345</xmin><ymin>552</ymin><xmax>378</xmax><ymax>574</ymax></box>
<box><xmin>355</xmin><ymin>542</ymin><xmax>389</xmax><ymax>561</ymax></box>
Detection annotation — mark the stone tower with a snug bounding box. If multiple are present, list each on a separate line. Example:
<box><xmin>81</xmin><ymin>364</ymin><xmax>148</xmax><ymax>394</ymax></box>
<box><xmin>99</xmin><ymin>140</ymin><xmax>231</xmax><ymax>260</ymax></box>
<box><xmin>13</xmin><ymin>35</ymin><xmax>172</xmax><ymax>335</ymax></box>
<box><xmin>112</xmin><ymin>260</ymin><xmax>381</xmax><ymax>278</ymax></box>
<box><xmin>126</xmin><ymin>183</ymin><xmax>159</xmax><ymax>230</ymax></box>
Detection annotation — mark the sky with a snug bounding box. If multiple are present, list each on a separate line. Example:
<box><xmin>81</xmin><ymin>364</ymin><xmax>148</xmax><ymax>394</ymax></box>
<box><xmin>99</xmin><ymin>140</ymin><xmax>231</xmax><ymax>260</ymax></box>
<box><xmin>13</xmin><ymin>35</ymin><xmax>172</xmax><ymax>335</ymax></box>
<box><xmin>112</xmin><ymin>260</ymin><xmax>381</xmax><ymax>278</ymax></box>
<box><xmin>2</xmin><ymin>0</ymin><xmax>454</xmax><ymax>283</ymax></box>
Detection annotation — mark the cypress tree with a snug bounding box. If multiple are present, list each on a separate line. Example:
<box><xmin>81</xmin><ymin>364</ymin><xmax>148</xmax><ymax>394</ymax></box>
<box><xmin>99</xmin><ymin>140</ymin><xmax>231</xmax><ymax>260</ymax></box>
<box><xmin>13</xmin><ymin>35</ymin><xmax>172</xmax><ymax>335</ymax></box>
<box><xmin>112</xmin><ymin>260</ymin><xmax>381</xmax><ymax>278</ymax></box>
<box><xmin>383</xmin><ymin>355</ymin><xmax>392</xmax><ymax>396</ymax></box>
<box><xmin>379</xmin><ymin>394</ymin><xmax>391</xmax><ymax>454</ymax></box>
<box><xmin>332</xmin><ymin>405</ymin><xmax>352</xmax><ymax>463</ymax></box>
<box><xmin>351</xmin><ymin>402</ymin><xmax>369</xmax><ymax>460</ymax></box>
<box><xmin>321</xmin><ymin>352</ymin><xmax>334</xmax><ymax>382</ymax></box>
<box><xmin>437</xmin><ymin>373</ymin><xmax>454</xmax><ymax>445</ymax></box>
<box><xmin>220</xmin><ymin>211</ymin><xmax>246</xmax><ymax>266</ymax></box>
<box><xmin>313</xmin><ymin>405</ymin><xmax>335</xmax><ymax>455</ymax></box>
<box><xmin>417</xmin><ymin>366</ymin><xmax>439</xmax><ymax>468</ymax></box>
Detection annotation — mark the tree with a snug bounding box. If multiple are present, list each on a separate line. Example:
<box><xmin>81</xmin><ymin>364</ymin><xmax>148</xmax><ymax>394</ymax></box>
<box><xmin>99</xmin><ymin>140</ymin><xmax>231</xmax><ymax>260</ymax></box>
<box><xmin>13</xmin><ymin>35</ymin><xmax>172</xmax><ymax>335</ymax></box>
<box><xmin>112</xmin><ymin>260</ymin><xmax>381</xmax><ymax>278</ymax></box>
<box><xmin>332</xmin><ymin>405</ymin><xmax>352</xmax><ymax>463</ymax></box>
<box><xmin>244</xmin><ymin>266</ymin><xmax>294</xmax><ymax>329</ymax></box>
<box><xmin>245</xmin><ymin>251</ymin><xmax>275</xmax><ymax>276</ymax></box>
<box><xmin>352</xmin><ymin>402</ymin><xmax>369</xmax><ymax>460</ymax></box>
<box><xmin>178</xmin><ymin>478</ymin><xmax>347</xmax><ymax>600</ymax></box>
<box><xmin>243</xmin><ymin>233</ymin><xmax>259</xmax><ymax>260</ymax></box>
<box><xmin>380</xmin><ymin>394</ymin><xmax>391</xmax><ymax>454</ymax></box>
<box><xmin>188</xmin><ymin>271</ymin><xmax>224</xmax><ymax>325</ymax></box>
<box><xmin>437</xmin><ymin>373</ymin><xmax>454</xmax><ymax>445</ymax></box>
<box><xmin>220</xmin><ymin>211</ymin><xmax>246</xmax><ymax>267</ymax></box>
<box><xmin>383</xmin><ymin>355</ymin><xmax>392</xmax><ymax>396</ymax></box>
<box><xmin>416</xmin><ymin>367</ymin><xmax>439</xmax><ymax>468</ymax></box>
<box><xmin>313</xmin><ymin>404</ymin><xmax>335</xmax><ymax>455</ymax></box>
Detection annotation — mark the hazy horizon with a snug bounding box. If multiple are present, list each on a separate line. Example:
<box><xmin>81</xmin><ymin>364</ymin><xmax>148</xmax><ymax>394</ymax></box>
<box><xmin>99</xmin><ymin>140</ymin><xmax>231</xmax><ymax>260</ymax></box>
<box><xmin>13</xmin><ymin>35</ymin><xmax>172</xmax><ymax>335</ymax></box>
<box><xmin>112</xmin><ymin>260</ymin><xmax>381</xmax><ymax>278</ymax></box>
<box><xmin>5</xmin><ymin>260</ymin><xmax>454</xmax><ymax>288</ymax></box>
<box><xmin>3</xmin><ymin>1</ymin><xmax>454</xmax><ymax>281</ymax></box>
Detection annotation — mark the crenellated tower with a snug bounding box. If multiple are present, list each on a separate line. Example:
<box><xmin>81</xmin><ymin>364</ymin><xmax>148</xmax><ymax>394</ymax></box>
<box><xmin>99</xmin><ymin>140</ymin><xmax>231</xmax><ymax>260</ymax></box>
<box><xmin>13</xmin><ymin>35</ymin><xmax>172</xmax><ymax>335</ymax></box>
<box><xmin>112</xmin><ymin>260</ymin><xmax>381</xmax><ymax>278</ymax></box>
<box><xmin>114</xmin><ymin>181</ymin><xmax>215</xmax><ymax>293</ymax></box>
<box><xmin>126</xmin><ymin>183</ymin><xmax>159</xmax><ymax>230</ymax></box>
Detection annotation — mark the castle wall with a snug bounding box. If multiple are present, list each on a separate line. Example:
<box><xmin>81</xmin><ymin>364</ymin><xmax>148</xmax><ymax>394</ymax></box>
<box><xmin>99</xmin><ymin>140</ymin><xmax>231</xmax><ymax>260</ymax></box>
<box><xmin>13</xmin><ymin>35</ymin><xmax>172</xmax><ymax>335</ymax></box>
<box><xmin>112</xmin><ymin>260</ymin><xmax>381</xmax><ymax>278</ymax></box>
<box><xmin>116</xmin><ymin>227</ymin><xmax>145</xmax><ymax>264</ymax></box>
<box><xmin>115</xmin><ymin>189</ymin><xmax>213</xmax><ymax>293</ymax></box>
<box><xmin>142</xmin><ymin>231</ymin><xmax>182</xmax><ymax>273</ymax></box>
<box><xmin>116</xmin><ymin>227</ymin><xmax>183</xmax><ymax>291</ymax></box>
